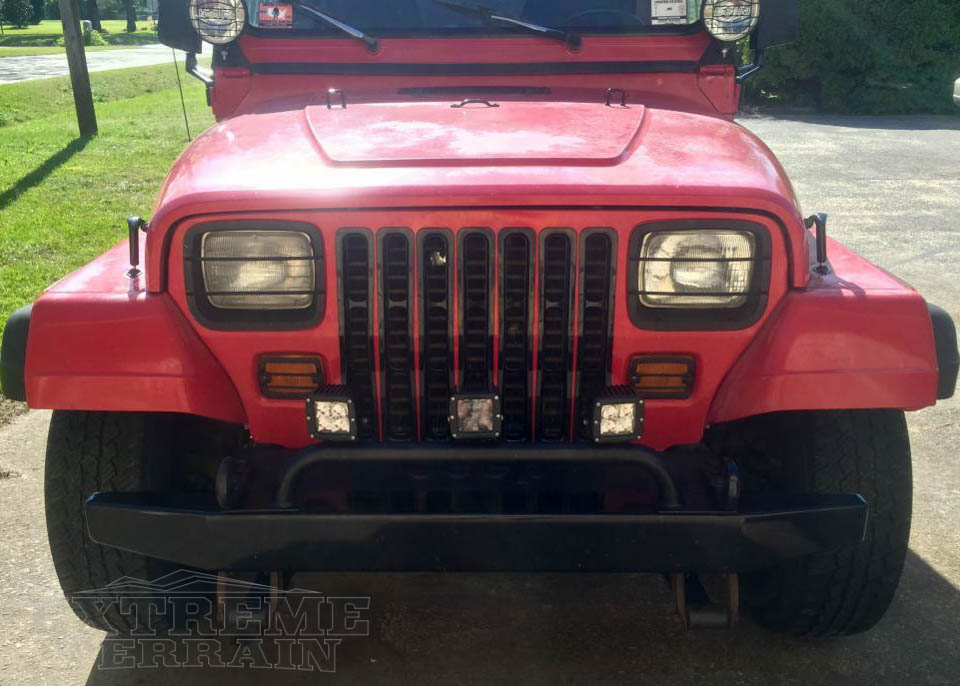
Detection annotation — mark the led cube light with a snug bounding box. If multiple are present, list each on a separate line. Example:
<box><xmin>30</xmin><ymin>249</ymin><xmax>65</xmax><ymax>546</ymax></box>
<box><xmin>306</xmin><ymin>386</ymin><xmax>357</xmax><ymax>441</ymax></box>
<box><xmin>449</xmin><ymin>392</ymin><xmax>502</xmax><ymax>440</ymax></box>
<box><xmin>592</xmin><ymin>388</ymin><xmax>644</xmax><ymax>443</ymax></box>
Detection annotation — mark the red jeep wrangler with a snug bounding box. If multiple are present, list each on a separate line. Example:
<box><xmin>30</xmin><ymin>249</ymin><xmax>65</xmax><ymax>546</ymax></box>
<box><xmin>1</xmin><ymin>0</ymin><xmax>957</xmax><ymax>637</ymax></box>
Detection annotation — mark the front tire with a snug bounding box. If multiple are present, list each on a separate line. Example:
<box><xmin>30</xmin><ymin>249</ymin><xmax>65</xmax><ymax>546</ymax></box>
<box><xmin>44</xmin><ymin>411</ymin><xmax>178</xmax><ymax>632</ymax></box>
<box><xmin>712</xmin><ymin>410</ymin><xmax>912</xmax><ymax>637</ymax></box>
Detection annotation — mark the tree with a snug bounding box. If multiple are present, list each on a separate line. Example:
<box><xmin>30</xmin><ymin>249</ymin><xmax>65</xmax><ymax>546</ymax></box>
<box><xmin>121</xmin><ymin>0</ymin><xmax>134</xmax><ymax>32</ymax></box>
<box><xmin>31</xmin><ymin>0</ymin><xmax>43</xmax><ymax>22</ymax></box>
<box><xmin>2</xmin><ymin>0</ymin><xmax>33</xmax><ymax>27</ymax></box>
<box><xmin>85</xmin><ymin>0</ymin><xmax>100</xmax><ymax>30</ymax></box>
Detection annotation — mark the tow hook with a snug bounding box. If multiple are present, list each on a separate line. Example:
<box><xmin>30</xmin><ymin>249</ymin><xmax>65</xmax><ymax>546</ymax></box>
<box><xmin>672</xmin><ymin>573</ymin><xmax>740</xmax><ymax>630</ymax></box>
<box><xmin>215</xmin><ymin>570</ymin><xmax>286</xmax><ymax>629</ymax></box>
<box><xmin>672</xmin><ymin>458</ymin><xmax>741</xmax><ymax>629</ymax></box>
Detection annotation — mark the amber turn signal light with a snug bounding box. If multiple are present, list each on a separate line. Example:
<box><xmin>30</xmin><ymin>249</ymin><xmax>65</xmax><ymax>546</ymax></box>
<box><xmin>259</xmin><ymin>355</ymin><xmax>324</xmax><ymax>398</ymax></box>
<box><xmin>628</xmin><ymin>356</ymin><xmax>695</xmax><ymax>399</ymax></box>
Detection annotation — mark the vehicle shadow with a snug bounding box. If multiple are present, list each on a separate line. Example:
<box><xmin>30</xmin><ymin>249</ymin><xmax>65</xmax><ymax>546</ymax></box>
<box><xmin>83</xmin><ymin>549</ymin><xmax>960</xmax><ymax>686</ymax></box>
<box><xmin>0</xmin><ymin>136</ymin><xmax>92</xmax><ymax>211</ymax></box>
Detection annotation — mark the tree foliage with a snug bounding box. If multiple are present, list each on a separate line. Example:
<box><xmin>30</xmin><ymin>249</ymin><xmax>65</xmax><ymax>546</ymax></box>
<box><xmin>745</xmin><ymin>0</ymin><xmax>960</xmax><ymax>113</ymax></box>
<box><xmin>1</xmin><ymin>0</ymin><xmax>33</xmax><ymax>28</ymax></box>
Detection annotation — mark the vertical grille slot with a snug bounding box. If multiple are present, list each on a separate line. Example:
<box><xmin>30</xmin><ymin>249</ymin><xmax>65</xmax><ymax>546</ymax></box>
<box><xmin>459</xmin><ymin>231</ymin><xmax>493</xmax><ymax>392</ymax></box>
<box><xmin>576</xmin><ymin>231</ymin><xmax>616</xmax><ymax>440</ymax></box>
<box><xmin>419</xmin><ymin>231</ymin><xmax>454</xmax><ymax>441</ymax></box>
<box><xmin>379</xmin><ymin>231</ymin><xmax>415</xmax><ymax>441</ymax></box>
<box><xmin>337</xmin><ymin>231</ymin><xmax>377</xmax><ymax>440</ymax></box>
<box><xmin>537</xmin><ymin>231</ymin><xmax>575</xmax><ymax>441</ymax></box>
<box><xmin>499</xmin><ymin>231</ymin><xmax>534</xmax><ymax>441</ymax></box>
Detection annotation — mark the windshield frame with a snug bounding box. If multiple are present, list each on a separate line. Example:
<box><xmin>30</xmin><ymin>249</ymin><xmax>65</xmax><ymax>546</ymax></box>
<box><xmin>244</xmin><ymin>0</ymin><xmax>706</xmax><ymax>40</ymax></box>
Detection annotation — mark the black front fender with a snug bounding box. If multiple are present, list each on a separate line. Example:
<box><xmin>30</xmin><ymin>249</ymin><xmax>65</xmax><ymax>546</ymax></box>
<box><xmin>929</xmin><ymin>303</ymin><xmax>958</xmax><ymax>400</ymax></box>
<box><xmin>0</xmin><ymin>304</ymin><xmax>31</xmax><ymax>402</ymax></box>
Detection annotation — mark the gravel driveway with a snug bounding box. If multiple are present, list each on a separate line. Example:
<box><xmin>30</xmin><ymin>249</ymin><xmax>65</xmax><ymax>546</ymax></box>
<box><xmin>0</xmin><ymin>114</ymin><xmax>959</xmax><ymax>685</ymax></box>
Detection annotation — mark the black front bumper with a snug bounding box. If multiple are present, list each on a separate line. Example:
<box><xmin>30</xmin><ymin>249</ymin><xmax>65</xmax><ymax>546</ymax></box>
<box><xmin>86</xmin><ymin>447</ymin><xmax>868</xmax><ymax>574</ymax></box>
<box><xmin>86</xmin><ymin>493</ymin><xmax>866</xmax><ymax>573</ymax></box>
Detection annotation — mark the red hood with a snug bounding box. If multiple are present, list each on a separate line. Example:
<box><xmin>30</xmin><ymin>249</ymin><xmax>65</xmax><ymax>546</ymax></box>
<box><xmin>156</xmin><ymin>102</ymin><xmax>799</xmax><ymax>211</ymax></box>
<box><xmin>150</xmin><ymin>103</ymin><xmax>804</xmax><ymax>287</ymax></box>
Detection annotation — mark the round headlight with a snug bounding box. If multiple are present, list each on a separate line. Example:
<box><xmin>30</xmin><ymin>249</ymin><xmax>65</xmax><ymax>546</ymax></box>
<box><xmin>189</xmin><ymin>0</ymin><xmax>246</xmax><ymax>45</ymax></box>
<box><xmin>703</xmin><ymin>0</ymin><xmax>760</xmax><ymax>42</ymax></box>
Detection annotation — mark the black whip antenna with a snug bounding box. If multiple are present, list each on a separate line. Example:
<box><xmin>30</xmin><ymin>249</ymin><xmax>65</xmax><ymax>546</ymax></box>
<box><xmin>172</xmin><ymin>48</ymin><xmax>192</xmax><ymax>142</ymax></box>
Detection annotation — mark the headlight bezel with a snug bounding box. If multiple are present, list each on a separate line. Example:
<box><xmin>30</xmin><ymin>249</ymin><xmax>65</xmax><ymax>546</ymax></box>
<box><xmin>183</xmin><ymin>221</ymin><xmax>326</xmax><ymax>331</ymax></box>
<box><xmin>627</xmin><ymin>220</ymin><xmax>771</xmax><ymax>331</ymax></box>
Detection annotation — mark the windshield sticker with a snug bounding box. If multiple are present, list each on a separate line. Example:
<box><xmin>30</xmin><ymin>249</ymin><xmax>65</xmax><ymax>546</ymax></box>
<box><xmin>651</xmin><ymin>0</ymin><xmax>688</xmax><ymax>25</ymax></box>
<box><xmin>260</xmin><ymin>2</ymin><xmax>293</xmax><ymax>28</ymax></box>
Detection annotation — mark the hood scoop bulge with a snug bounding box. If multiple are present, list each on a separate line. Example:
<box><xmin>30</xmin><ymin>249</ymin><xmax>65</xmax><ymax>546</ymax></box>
<box><xmin>305</xmin><ymin>101</ymin><xmax>645</xmax><ymax>166</ymax></box>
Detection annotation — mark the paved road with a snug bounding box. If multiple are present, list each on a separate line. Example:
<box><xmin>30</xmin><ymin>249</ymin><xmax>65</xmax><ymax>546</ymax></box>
<box><xmin>1</xmin><ymin>115</ymin><xmax>959</xmax><ymax>685</ymax></box>
<box><xmin>0</xmin><ymin>44</ymin><xmax>179</xmax><ymax>84</ymax></box>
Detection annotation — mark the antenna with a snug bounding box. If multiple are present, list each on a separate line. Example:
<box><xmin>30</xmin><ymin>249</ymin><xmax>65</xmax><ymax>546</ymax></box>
<box><xmin>172</xmin><ymin>48</ymin><xmax>192</xmax><ymax>142</ymax></box>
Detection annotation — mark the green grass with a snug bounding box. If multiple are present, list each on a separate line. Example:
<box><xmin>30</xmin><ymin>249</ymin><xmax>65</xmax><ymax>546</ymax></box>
<box><xmin>0</xmin><ymin>44</ymin><xmax>144</xmax><ymax>56</ymax></box>
<box><xmin>0</xmin><ymin>61</ymin><xmax>196</xmax><ymax>127</ymax></box>
<box><xmin>0</xmin><ymin>63</ymin><xmax>214</xmax><ymax>346</ymax></box>
<box><xmin>0</xmin><ymin>19</ymin><xmax>157</xmax><ymax>54</ymax></box>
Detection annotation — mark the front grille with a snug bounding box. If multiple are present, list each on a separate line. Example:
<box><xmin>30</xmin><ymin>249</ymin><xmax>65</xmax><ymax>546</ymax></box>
<box><xmin>338</xmin><ymin>227</ymin><xmax>615</xmax><ymax>444</ymax></box>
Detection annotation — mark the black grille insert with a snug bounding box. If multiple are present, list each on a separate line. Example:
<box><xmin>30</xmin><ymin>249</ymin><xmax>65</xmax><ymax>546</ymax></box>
<box><xmin>419</xmin><ymin>231</ymin><xmax>454</xmax><ymax>440</ymax></box>
<box><xmin>459</xmin><ymin>230</ymin><xmax>493</xmax><ymax>392</ymax></box>
<box><xmin>337</xmin><ymin>230</ymin><xmax>377</xmax><ymax>440</ymax></box>
<box><xmin>537</xmin><ymin>231</ymin><xmax>576</xmax><ymax>441</ymax></box>
<box><xmin>379</xmin><ymin>231</ymin><xmax>415</xmax><ymax>441</ymax></box>
<box><xmin>499</xmin><ymin>230</ymin><xmax>534</xmax><ymax>441</ymax></box>
<box><xmin>576</xmin><ymin>230</ymin><xmax>616</xmax><ymax>440</ymax></box>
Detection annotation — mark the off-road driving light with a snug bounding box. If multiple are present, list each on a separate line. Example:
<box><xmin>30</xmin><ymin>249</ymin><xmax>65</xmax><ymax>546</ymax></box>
<box><xmin>189</xmin><ymin>0</ymin><xmax>246</xmax><ymax>45</ymax></box>
<box><xmin>201</xmin><ymin>230</ymin><xmax>315</xmax><ymax>310</ymax></box>
<box><xmin>639</xmin><ymin>230</ymin><xmax>755</xmax><ymax>308</ymax></box>
<box><xmin>703</xmin><ymin>0</ymin><xmax>760</xmax><ymax>42</ymax></box>
<box><xmin>449</xmin><ymin>393</ymin><xmax>502</xmax><ymax>440</ymax></box>
<box><xmin>592</xmin><ymin>388</ymin><xmax>644</xmax><ymax>444</ymax></box>
<box><xmin>306</xmin><ymin>386</ymin><xmax>357</xmax><ymax>441</ymax></box>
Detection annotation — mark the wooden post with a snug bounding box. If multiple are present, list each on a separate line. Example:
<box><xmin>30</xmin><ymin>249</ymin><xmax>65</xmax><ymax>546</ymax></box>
<box><xmin>58</xmin><ymin>0</ymin><xmax>98</xmax><ymax>136</ymax></box>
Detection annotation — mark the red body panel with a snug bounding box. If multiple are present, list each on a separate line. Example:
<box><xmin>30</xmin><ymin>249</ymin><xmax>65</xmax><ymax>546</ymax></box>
<box><xmin>211</xmin><ymin>33</ymin><xmax>738</xmax><ymax>120</ymax></box>
<box><xmin>26</xmin><ymin>243</ymin><xmax>245</xmax><ymax>424</ymax></box>
<box><xmin>710</xmin><ymin>238</ymin><xmax>939</xmax><ymax>422</ymax></box>
<box><xmin>25</xmin><ymin>219</ymin><xmax>938</xmax><ymax>451</ymax></box>
<box><xmin>18</xmin><ymin>30</ymin><xmax>942</xmax><ymax>449</ymax></box>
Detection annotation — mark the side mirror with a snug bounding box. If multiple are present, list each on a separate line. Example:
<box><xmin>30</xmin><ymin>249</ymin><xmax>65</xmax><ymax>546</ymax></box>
<box><xmin>757</xmin><ymin>0</ymin><xmax>799</xmax><ymax>49</ymax></box>
<box><xmin>158</xmin><ymin>0</ymin><xmax>202</xmax><ymax>53</ymax></box>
